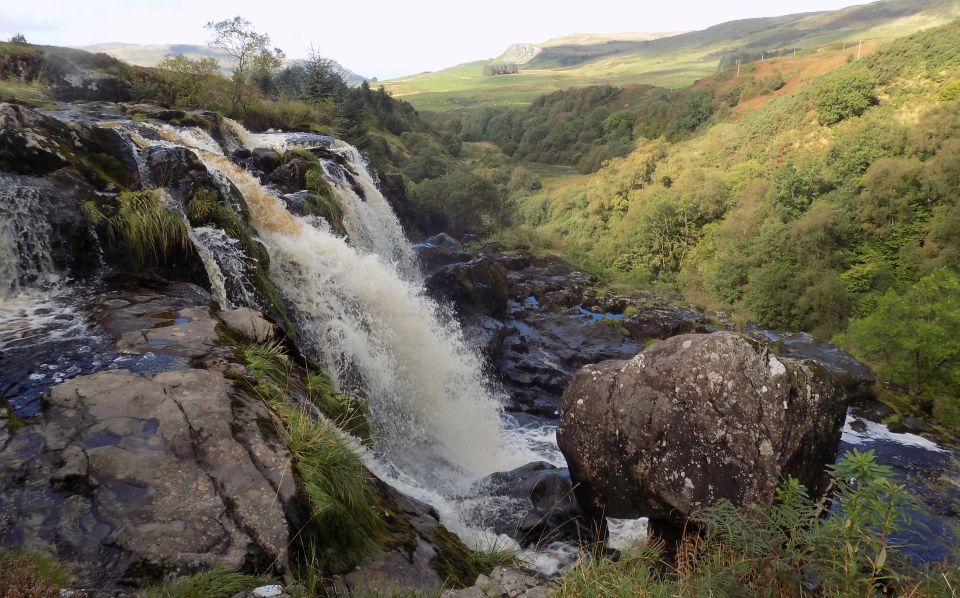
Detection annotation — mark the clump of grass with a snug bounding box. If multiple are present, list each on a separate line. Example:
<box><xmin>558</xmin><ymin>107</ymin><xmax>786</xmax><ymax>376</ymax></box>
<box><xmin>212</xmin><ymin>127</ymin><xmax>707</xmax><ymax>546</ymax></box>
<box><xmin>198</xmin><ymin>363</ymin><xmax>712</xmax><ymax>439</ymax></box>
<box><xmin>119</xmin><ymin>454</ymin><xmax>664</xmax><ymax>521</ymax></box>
<box><xmin>237</xmin><ymin>341</ymin><xmax>386</xmax><ymax>574</ymax></box>
<box><xmin>108</xmin><ymin>189</ymin><xmax>190</xmax><ymax>266</ymax></box>
<box><xmin>139</xmin><ymin>568</ymin><xmax>272</xmax><ymax>598</ymax></box>
<box><xmin>467</xmin><ymin>541</ymin><xmax>525</xmax><ymax>576</ymax></box>
<box><xmin>265</xmin><ymin>393</ymin><xmax>387</xmax><ymax>573</ymax></box>
<box><xmin>187</xmin><ymin>187</ymin><xmax>218</xmax><ymax>224</ymax></box>
<box><xmin>242</xmin><ymin>340</ymin><xmax>290</xmax><ymax>384</ymax></box>
<box><xmin>0</xmin><ymin>548</ymin><xmax>73</xmax><ymax>597</ymax></box>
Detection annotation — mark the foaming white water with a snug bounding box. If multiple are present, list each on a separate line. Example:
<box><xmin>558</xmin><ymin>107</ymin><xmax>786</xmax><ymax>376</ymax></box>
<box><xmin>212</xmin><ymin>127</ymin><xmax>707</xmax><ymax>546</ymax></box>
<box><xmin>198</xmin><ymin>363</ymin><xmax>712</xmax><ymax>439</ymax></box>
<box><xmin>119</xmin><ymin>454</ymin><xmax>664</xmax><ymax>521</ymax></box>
<box><xmin>0</xmin><ymin>289</ymin><xmax>94</xmax><ymax>353</ymax></box>
<box><xmin>0</xmin><ymin>175</ymin><xmax>59</xmax><ymax>300</ymax></box>
<box><xmin>187</xmin><ymin>226</ymin><xmax>230</xmax><ymax>309</ymax></box>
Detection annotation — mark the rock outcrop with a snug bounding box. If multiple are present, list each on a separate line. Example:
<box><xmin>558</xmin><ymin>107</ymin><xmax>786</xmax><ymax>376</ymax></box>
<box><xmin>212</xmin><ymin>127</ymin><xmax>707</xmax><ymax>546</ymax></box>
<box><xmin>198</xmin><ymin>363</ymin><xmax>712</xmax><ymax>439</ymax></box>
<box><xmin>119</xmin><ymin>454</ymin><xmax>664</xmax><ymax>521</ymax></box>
<box><xmin>557</xmin><ymin>331</ymin><xmax>852</xmax><ymax>526</ymax></box>
<box><xmin>477</xmin><ymin>461</ymin><xmax>590</xmax><ymax>547</ymax></box>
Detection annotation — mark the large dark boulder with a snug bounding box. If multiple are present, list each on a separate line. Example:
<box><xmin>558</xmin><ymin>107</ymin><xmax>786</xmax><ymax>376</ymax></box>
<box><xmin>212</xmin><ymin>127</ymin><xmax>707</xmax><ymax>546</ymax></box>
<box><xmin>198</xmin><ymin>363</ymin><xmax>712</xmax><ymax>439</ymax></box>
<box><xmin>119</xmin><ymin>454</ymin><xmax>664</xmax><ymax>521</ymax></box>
<box><xmin>250</xmin><ymin>147</ymin><xmax>282</xmax><ymax>174</ymax></box>
<box><xmin>413</xmin><ymin>233</ymin><xmax>471</xmax><ymax>275</ymax></box>
<box><xmin>0</xmin><ymin>103</ymin><xmax>75</xmax><ymax>174</ymax></box>
<box><xmin>557</xmin><ymin>331</ymin><xmax>851</xmax><ymax>526</ymax></box>
<box><xmin>425</xmin><ymin>257</ymin><xmax>510</xmax><ymax>318</ymax></box>
<box><xmin>54</xmin><ymin>68</ymin><xmax>130</xmax><ymax>102</ymax></box>
<box><xmin>269</xmin><ymin>157</ymin><xmax>311</xmax><ymax>192</ymax></box>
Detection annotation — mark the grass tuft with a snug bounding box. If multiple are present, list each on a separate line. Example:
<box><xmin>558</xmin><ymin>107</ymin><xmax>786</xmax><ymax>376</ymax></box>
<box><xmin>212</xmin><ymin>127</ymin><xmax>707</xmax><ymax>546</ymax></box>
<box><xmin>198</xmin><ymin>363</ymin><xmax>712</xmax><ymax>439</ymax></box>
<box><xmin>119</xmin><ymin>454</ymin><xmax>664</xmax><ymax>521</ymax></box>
<box><xmin>107</xmin><ymin>189</ymin><xmax>190</xmax><ymax>267</ymax></box>
<box><xmin>139</xmin><ymin>568</ymin><xmax>272</xmax><ymax>598</ymax></box>
<box><xmin>187</xmin><ymin>187</ymin><xmax>219</xmax><ymax>224</ymax></box>
<box><xmin>242</xmin><ymin>340</ymin><xmax>290</xmax><ymax>384</ymax></box>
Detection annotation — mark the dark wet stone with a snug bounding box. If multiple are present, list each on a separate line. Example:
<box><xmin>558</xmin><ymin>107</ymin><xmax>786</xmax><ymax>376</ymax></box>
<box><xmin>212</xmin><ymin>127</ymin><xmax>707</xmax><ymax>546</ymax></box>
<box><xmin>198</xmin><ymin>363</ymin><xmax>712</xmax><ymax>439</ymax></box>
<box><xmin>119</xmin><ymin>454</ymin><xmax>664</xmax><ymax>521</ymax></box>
<box><xmin>476</xmin><ymin>462</ymin><xmax>592</xmax><ymax>547</ymax></box>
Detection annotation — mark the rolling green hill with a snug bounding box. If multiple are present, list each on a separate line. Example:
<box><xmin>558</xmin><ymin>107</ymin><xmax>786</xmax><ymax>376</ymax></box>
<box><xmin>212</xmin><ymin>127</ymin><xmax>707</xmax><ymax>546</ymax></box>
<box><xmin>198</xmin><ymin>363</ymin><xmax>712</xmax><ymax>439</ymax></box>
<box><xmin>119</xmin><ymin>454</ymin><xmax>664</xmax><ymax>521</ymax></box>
<box><xmin>383</xmin><ymin>0</ymin><xmax>960</xmax><ymax>111</ymax></box>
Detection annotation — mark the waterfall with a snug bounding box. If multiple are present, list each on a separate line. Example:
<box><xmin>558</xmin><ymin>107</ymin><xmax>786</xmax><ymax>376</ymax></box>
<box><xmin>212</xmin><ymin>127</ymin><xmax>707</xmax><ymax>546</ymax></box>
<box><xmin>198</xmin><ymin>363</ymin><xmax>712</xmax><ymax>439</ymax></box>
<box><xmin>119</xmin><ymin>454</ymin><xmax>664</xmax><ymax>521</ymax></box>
<box><xmin>0</xmin><ymin>174</ymin><xmax>58</xmax><ymax>300</ymax></box>
<box><xmin>220</xmin><ymin>118</ymin><xmax>419</xmax><ymax>278</ymax></box>
<box><xmin>198</xmin><ymin>151</ymin><xmax>513</xmax><ymax>485</ymax></box>
<box><xmin>105</xmin><ymin>118</ymin><xmax>553</xmax><ymax>553</ymax></box>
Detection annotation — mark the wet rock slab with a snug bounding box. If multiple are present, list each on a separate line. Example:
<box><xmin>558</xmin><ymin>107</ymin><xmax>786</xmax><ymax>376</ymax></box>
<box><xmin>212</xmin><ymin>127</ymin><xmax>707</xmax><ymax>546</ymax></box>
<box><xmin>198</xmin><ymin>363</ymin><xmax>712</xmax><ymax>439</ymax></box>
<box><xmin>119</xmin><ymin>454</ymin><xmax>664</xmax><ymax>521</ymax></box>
<box><xmin>0</xmin><ymin>288</ymin><xmax>300</xmax><ymax>587</ymax></box>
<box><xmin>0</xmin><ymin>367</ymin><xmax>298</xmax><ymax>585</ymax></box>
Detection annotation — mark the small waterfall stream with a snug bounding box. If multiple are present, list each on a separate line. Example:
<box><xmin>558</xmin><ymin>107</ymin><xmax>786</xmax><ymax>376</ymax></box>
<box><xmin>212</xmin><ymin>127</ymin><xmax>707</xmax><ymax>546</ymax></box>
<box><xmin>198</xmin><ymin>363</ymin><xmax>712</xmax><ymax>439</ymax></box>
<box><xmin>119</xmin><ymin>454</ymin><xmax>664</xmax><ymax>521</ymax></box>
<box><xmin>0</xmin><ymin>175</ymin><xmax>59</xmax><ymax>299</ymax></box>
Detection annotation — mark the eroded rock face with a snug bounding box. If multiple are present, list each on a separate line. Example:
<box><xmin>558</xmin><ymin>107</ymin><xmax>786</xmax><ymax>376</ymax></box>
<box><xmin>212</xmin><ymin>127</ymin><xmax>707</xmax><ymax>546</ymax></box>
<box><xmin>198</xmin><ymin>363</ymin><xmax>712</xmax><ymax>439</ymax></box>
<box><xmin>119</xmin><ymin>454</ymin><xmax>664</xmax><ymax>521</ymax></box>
<box><xmin>557</xmin><ymin>331</ymin><xmax>851</xmax><ymax>524</ymax></box>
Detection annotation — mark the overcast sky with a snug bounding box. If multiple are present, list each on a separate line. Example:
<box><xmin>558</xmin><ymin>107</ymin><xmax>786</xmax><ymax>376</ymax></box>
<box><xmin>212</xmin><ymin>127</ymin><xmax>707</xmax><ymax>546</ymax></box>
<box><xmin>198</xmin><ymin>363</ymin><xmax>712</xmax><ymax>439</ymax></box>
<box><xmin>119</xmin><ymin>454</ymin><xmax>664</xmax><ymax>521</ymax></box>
<box><xmin>1</xmin><ymin>0</ymin><xmax>867</xmax><ymax>79</ymax></box>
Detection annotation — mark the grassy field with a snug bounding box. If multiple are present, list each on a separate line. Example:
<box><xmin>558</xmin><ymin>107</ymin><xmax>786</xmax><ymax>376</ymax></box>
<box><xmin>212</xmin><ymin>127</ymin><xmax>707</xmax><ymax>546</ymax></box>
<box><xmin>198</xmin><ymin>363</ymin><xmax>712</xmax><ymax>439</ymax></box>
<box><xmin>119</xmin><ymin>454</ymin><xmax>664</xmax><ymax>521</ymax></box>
<box><xmin>383</xmin><ymin>0</ymin><xmax>960</xmax><ymax>111</ymax></box>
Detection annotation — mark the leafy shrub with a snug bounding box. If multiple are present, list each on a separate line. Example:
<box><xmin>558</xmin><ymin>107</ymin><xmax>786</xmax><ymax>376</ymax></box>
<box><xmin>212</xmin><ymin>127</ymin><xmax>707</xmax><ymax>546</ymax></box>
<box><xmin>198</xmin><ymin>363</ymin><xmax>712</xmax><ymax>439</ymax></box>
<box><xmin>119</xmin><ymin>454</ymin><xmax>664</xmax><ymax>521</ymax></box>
<box><xmin>665</xmin><ymin>88</ymin><xmax>714</xmax><ymax>139</ymax></box>
<box><xmin>558</xmin><ymin>450</ymin><xmax>923</xmax><ymax>597</ymax></box>
<box><xmin>839</xmin><ymin>268</ymin><xmax>960</xmax><ymax>421</ymax></box>
<box><xmin>814</xmin><ymin>66</ymin><xmax>877</xmax><ymax>125</ymax></box>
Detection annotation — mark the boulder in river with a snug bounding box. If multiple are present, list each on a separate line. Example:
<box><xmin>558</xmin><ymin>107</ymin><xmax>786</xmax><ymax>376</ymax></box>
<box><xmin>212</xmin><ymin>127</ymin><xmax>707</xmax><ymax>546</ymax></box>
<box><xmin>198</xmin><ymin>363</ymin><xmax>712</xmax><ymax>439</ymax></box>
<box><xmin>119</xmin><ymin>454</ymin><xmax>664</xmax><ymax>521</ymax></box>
<box><xmin>425</xmin><ymin>257</ymin><xmax>510</xmax><ymax>318</ymax></box>
<box><xmin>557</xmin><ymin>331</ymin><xmax>852</xmax><ymax>527</ymax></box>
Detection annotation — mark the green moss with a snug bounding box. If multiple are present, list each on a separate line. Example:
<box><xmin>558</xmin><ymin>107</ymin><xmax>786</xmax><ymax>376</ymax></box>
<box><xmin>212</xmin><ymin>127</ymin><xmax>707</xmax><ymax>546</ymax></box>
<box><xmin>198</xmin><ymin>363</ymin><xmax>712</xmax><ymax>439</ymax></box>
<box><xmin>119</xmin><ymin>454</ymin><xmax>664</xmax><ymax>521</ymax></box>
<box><xmin>304</xmin><ymin>168</ymin><xmax>347</xmax><ymax>236</ymax></box>
<box><xmin>208</xmin><ymin>204</ymin><xmax>292</xmax><ymax>333</ymax></box>
<box><xmin>284</xmin><ymin>148</ymin><xmax>321</xmax><ymax>164</ymax></box>
<box><xmin>170</xmin><ymin>112</ymin><xmax>213</xmax><ymax>132</ymax></box>
<box><xmin>425</xmin><ymin>527</ymin><xmax>520</xmax><ymax>589</ymax></box>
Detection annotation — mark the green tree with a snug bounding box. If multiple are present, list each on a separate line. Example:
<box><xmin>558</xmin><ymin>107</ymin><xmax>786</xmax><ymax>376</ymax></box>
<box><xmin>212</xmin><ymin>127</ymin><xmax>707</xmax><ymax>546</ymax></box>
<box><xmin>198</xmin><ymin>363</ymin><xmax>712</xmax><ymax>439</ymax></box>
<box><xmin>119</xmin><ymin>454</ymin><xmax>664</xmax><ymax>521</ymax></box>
<box><xmin>156</xmin><ymin>55</ymin><xmax>222</xmax><ymax>109</ymax></box>
<box><xmin>206</xmin><ymin>16</ymin><xmax>285</xmax><ymax>114</ymax></box>
<box><xmin>665</xmin><ymin>88</ymin><xmax>714</xmax><ymax>139</ymax></box>
<box><xmin>840</xmin><ymin>268</ymin><xmax>960</xmax><ymax>420</ymax></box>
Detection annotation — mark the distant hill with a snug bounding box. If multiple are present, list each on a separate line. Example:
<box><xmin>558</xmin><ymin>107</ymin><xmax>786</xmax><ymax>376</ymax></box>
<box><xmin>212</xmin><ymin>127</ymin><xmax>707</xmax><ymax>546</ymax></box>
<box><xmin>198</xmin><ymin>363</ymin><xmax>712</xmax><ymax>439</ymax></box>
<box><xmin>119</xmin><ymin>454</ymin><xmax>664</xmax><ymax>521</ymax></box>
<box><xmin>382</xmin><ymin>0</ymin><xmax>960</xmax><ymax>111</ymax></box>
<box><xmin>81</xmin><ymin>42</ymin><xmax>368</xmax><ymax>85</ymax></box>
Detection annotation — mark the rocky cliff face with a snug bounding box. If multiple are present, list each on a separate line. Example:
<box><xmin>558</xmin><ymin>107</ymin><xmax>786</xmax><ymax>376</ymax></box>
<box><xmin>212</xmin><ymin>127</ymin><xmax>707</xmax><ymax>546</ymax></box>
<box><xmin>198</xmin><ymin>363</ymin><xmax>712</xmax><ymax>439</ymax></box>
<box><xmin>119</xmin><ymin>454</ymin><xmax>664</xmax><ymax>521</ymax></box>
<box><xmin>497</xmin><ymin>44</ymin><xmax>544</xmax><ymax>65</ymax></box>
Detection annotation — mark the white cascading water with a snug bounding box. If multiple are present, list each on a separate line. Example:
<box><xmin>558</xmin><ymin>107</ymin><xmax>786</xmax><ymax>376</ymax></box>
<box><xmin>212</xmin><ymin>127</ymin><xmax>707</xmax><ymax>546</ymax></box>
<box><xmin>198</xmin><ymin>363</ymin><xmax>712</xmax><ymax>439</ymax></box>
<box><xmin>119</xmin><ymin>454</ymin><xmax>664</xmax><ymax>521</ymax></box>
<box><xmin>190</xmin><ymin>226</ymin><xmax>260</xmax><ymax>310</ymax></box>
<box><xmin>198</xmin><ymin>150</ymin><xmax>520</xmax><ymax>483</ymax></box>
<box><xmin>0</xmin><ymin>175</ymin><xmax>59</xmax><ymax>300</ymax></box>
<box><xmin>220</xmin><ymin>118</ymin><xmax>420</xmax><ymax>279</ymax></box>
